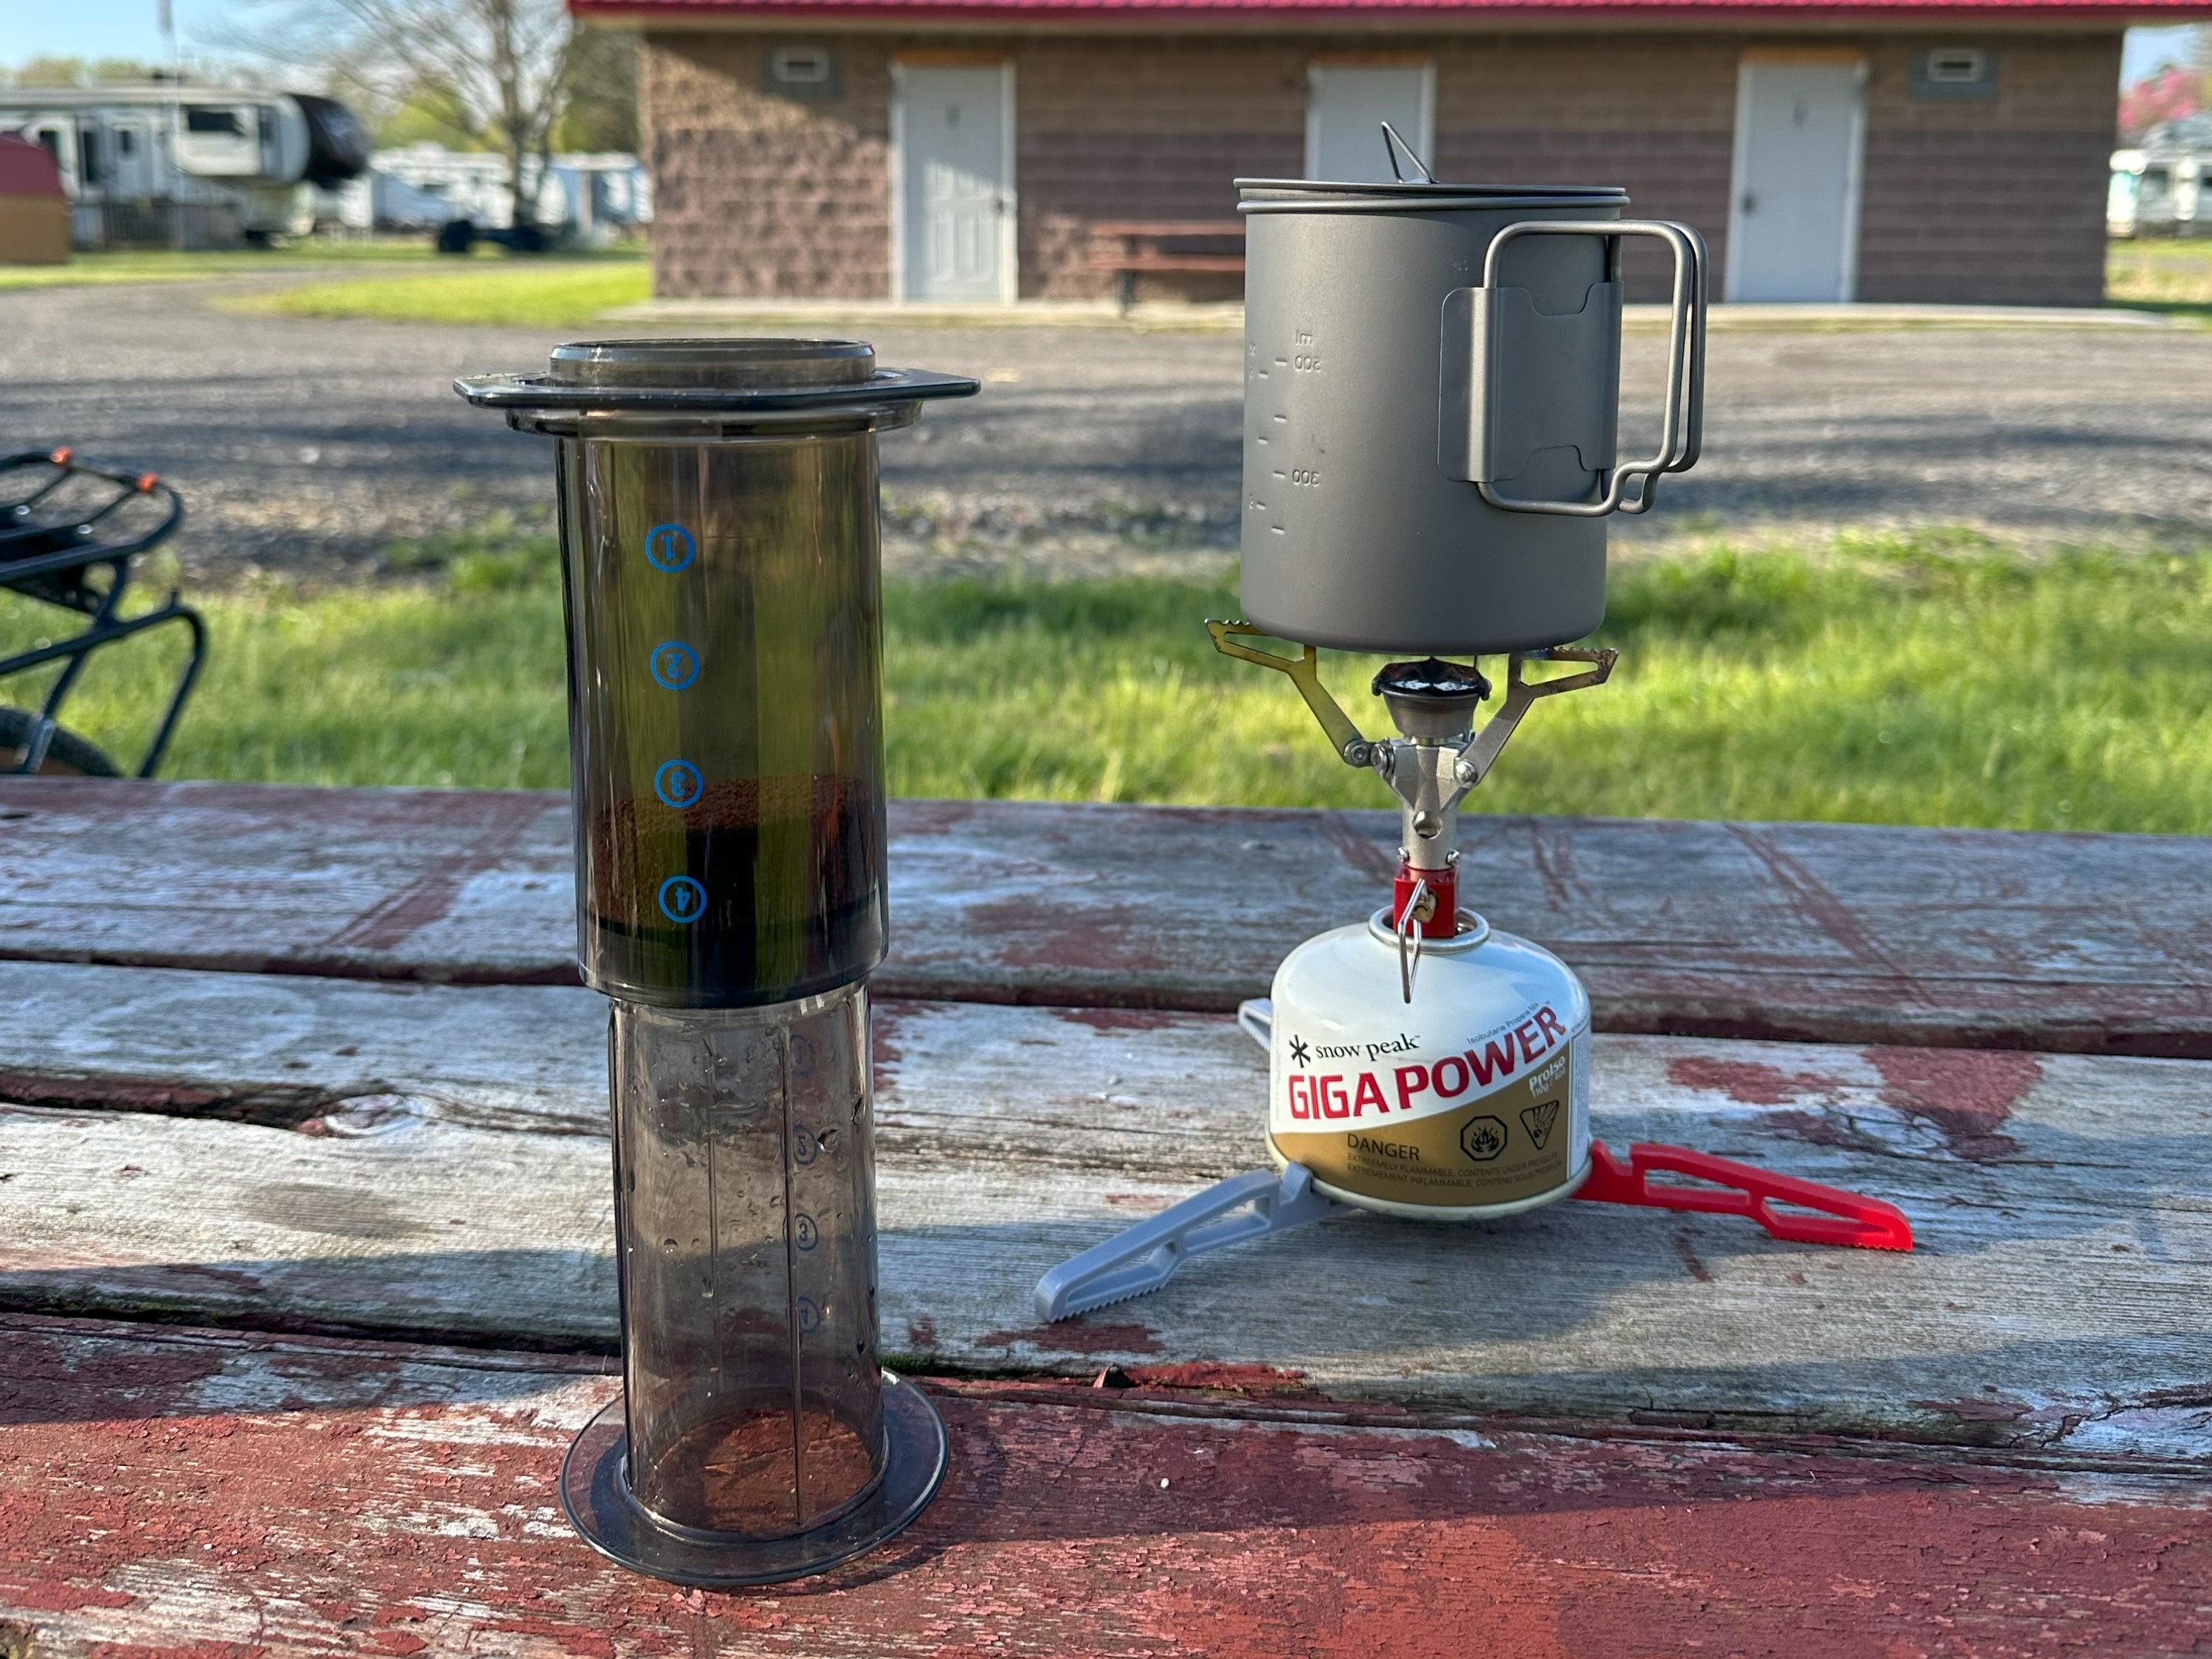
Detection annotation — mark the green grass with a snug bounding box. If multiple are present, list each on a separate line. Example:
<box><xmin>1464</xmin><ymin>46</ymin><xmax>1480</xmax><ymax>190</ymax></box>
<box><xmin>229</xmin><ymin>256</ymin><xmax>651</xmax><ymax>326</ymax></box>
<box><xmin>0</xmin><ymin>239</ymin><xmax>517</xmax><ymax>292</ymax></box>
<box><xmin>2107</xmin><ymin>237</ymin><xmax>2212</xmax><ymax>321</ymax></box>
<box><xmin>8</xmin><ymin>528</ymin><xmax>2212</xmax><ymax>832</ymax></box>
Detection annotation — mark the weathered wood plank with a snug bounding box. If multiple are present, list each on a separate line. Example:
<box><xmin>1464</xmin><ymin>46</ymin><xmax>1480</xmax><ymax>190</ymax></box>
<box><xmin>0</xmin><ymin>1316</ymin><xmax>2205</xmax><ymax>1659</ymax></box>
<box><xmin>1</xmin><ymin>963</ymin><xmax>2206</xmax><ymax>1451</ymax></box>
<box><xmin>5</xmin><ymin>778</ymin><xmax>2212</xmax><ymax>1053</ymax></box>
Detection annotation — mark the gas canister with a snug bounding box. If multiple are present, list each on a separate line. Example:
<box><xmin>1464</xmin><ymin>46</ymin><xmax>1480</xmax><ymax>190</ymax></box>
<box><xmin>1265</xmin><ymin>910</ymin><xmax>1592</xmax><ymax>1218</ymax></box>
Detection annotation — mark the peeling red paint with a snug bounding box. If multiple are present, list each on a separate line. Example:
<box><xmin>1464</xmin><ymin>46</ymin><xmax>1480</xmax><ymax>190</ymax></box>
<box><xmin>1670</xmin><ymin>1229</ymin><xmax>1713</xmax><ymax>1284</ymax></box>
<box><xmin>1763</xmin><ymin>1109</ymin><xmax>1876</xmax><ymax>1153</ymax></box>
<box><xmin>1867</xmin><ymin>1047</ymin><xmax>2040</xmax><ymax>1161</ymax></box>
<box><xmin>5</xmin><ymin>1319</ymin><xmax>2212</xmax><ymax>1658</ymax></box>
<box><xmin>1314</xmin><ymin>812</ymin><xmax>1396</xmax><ymax>886</ymax></box>
<box><xmin>1520</xmin><ymin>817</ymin><xmax>1587</xmax><ymax>911</ymax></box>
<box><xmin>4</xmin><ymin>1320</ymin><xmax>2211</xmax><ymax>1658</ymax></box>
<box><xmin>869</xmin><ymin>999</ymin><xmax>915</xmax><ymax>1091</ymax></box>
<box><xmin>1723</xmin><ymin>823</ymin><xmax>1908</xmax><ymax>982</ymax></box>
<box><xmin>316</xmin><ymin>791</ymin><xmax>554</xmax><ymax>954</ymax></box>
<box><xmin>974</xmin><ymin>1320</ymin><xmax>1165</xmax><ymax>1356</ymax></box>
<box><xmin>1911</xmin><ymin>1395</ymin><xmax>2034</xmax><ymax>1424</ymax></box>
<box><xmin>885</xmin><ymin>798</ymin><xmax>989</xmax><ymax>838</ymax></box>
<box><xmin>10</xmin><ymin>779</ymin><xmax>2212</xmax><ymax>1057</ymax></box>
<box><xmin>1053</xmin><ymin>1007</ymin><xmax>1181</xmax><ymax>1034</ymax></box>
<box><xmin>1665</xmin><ymin>1056</ymin><xmax>1846</xmax><ymax>1106</ymax></box>
<box><xmin>1119</xmin><ymin>1362</ymin><xmax>1314</xmax><ymax>1396</ymax></box>
<box><xmin>961</xmin><ymin>898</ymin><xmax>1162</xmax><ymax>977</ymax></box>
<box><xmin>0</xmin><ymin>1072</ymin><xmax>222</xmax><ymax>1116</ymax></box>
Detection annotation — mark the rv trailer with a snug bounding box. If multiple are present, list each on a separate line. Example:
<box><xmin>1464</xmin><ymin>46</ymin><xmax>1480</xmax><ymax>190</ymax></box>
<box><xmin>0</xmin><ymin>83</ymin><xmax>368</xmax><ymax>249</ymax></box>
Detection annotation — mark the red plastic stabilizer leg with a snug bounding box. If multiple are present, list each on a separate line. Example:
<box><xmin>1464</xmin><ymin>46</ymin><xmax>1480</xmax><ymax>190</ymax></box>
<box><xmin>1573</xmin><ymin>1139</ymin><xmax>1913</xmax><ymax>1252</ymax></box>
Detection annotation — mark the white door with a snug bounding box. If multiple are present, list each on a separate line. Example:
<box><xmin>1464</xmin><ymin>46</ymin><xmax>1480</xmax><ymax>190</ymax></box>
<box><xmin>1306</xmin><ymin>64</ymin><xmax>1433</xmax><ymax>184</ymax></box>
<box><xmin>898</xmin><ymin>63</ymin><xmax>1011</xmax><ymax>302</ymax></box>
<box><xmin>1727</xmin><ymin>60</ymin><xmax>1864</xmax><ymax>302</ymax></box>
<box><xmin>111</xmin><ymin>122</ymin><xmax>155</xmax><ymax>198</ymax></box>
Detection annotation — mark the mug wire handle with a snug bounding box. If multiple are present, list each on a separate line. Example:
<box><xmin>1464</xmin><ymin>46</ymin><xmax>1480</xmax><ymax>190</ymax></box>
<box><xmin>1475</xmin><ymin>219</ymin><xmax>1708</xmax><ymax>519</ymax></box>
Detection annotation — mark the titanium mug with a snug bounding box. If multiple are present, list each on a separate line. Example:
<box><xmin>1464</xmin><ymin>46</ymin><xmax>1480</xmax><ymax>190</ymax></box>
<box><xmin>1236</xmin><ymin>177</ymin><xmax>1707</xmax><ymax>654</ymax></box>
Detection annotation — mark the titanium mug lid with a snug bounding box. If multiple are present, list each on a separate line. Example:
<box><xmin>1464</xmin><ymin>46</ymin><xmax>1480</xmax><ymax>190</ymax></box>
<box><xmin>1237</xmin><ymin>178</ymin><xmax>1630</xmax><ymax>214</ymax></box>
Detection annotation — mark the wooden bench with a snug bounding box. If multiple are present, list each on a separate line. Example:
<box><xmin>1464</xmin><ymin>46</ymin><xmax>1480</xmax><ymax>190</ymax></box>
<box><xmin>1086</xmin><ymin>218</ymin><xmax>1246</xmax><ymax>312</ymax></box>
<box><xmin>1</xmin><ymin>776</ymin><xmax>2207</xmax><ymax>1653</ymax></box>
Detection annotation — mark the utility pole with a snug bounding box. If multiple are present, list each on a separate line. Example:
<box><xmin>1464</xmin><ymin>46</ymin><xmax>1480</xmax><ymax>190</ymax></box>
<box><xmin>159</xmin><ymin>0</ymin><xmax>185</xmax><ymax>248</ymax></box>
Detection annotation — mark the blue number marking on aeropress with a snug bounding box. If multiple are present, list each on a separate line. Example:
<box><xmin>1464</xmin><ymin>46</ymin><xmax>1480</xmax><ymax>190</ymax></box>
<box><xmin>654</xmin><ymin>758</ymin><xmax>703</xmax><ymax>809</ymax></box>
<box><xmin>649</xmin><ymin>639</ymin><xmax>699</xmax><ymax>691</ymax></box>
<box><xmin>657</xmin><ymin>874</ymin><xmax>707</xmax><ymax>924</ymax></box>
<box><xmin>644</xmin><ymin>522</ymin><xmax>695</xmax><ymax>573</ymax></box>
<box><xmin>794</xmin><ymin>1213</ymin><xmax>819</xmax><ymax>1252</ymax></box>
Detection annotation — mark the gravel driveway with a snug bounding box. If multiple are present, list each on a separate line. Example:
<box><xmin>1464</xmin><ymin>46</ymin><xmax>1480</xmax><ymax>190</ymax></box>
<box><xmin>4</xmin><ymin>278</ymin><xmax>2209</xmax><ymax>581</ymax></box>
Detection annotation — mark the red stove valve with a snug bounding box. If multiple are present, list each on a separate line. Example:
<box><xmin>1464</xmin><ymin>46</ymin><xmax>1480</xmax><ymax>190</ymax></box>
<box><xmin>1392</xmin><ymin>858</ymin><xmax>1458</xmax><ymax>941</ymax></box>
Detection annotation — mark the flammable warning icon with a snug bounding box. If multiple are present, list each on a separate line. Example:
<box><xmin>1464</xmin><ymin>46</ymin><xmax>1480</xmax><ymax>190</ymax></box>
<box><xmin>1520</xmin><ymin>1099</ymin><xmax>1561</xmax><ymax>1151</ymax></box>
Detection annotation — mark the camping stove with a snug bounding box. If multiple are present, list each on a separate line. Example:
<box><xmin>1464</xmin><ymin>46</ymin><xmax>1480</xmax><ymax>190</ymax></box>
<box><xmin>1034</xmin><ymin>137</ymin><xmax>1910</xmax><ymax>1323</ymax></box>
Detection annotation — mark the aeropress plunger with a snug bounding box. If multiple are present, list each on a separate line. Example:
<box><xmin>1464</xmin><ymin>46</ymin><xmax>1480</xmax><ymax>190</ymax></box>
<box><xmin>457</xmin><ymin>339</ymin><xmax>977</xmax><ymax>1585</ymax></box>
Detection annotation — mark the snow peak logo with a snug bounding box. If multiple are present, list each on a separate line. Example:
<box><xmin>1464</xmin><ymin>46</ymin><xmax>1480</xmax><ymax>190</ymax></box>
<box><xmin>1294</xmin><ymin>1031</ymin><xmax>1418</xmax><ymax>1066</ymax></box>
<box><xmin>1284</xmin><ymin>1007</ymin><xmax>1568</xmax><ymax>1121</ymax></box>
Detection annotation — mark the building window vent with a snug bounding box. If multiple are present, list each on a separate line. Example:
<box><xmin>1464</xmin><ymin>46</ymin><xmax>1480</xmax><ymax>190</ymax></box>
<box><xmin>764</xmin><ymin>47</ymin><xmax>842</xmax><ymax>101</ymax></box>
<box><xmin>1910</xmin><ymin>48</ymin><xmax>1998</xmax><ymax>101</ymax></box>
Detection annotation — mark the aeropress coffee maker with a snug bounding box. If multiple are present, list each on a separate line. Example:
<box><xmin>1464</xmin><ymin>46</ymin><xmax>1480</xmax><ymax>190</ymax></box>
<box><xmin>457</xmin><ymin>339</ymin><xmax>977</xmax><ymax>1585</ymax></box>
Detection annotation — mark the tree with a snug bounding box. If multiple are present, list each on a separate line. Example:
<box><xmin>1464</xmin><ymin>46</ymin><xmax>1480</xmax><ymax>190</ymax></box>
<box><xmin>2119</xmin><ymin>65</ymin><xmax>2210</xmax><ymax>144</ymax></box>
<box><xmin>4</xmin><ymin>56</ymin><xmax>165</xmax><ymax>86</ymax></box>
<box><xmin>222</xmin><ymin>0</ymin><xmax>609</xmax><ymax>231</ymax></box>
<box><xmin>555</xmin><ymin>27</ymin><xmax>636</xmax><ymax>154</ymax></box>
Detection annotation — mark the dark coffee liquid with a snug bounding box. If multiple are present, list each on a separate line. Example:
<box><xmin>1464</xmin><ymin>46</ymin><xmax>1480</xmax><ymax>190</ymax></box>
<box><xmin>554</xmin><ymin>430</ymin><xmax>889</xmax><ymax>1007</ymax></box>
<box><xmin>583</xmin><ymin>772</ymin><xmax>886</xmax><ymax>1007</ymax></box>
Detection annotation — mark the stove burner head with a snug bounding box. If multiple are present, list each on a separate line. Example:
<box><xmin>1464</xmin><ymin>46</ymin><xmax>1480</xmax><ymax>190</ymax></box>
<box><xmin>1372</xmin><ymin>656</ymin><xmax>1491</xmax><ymax>742</ymax></box>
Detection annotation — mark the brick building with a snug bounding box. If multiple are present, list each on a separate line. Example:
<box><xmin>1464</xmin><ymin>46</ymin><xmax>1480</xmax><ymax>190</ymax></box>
<box><xmin>575</xmin><ymin>0</ymin><xmax>2196</xmax><ymax>306</ymax></box>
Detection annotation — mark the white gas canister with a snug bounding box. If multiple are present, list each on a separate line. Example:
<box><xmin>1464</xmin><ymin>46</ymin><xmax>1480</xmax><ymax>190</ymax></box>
<box><xmin>1266</xmin><ymin>911</ymin><xmax>1592</xmax><ymax>1219</ymax></box>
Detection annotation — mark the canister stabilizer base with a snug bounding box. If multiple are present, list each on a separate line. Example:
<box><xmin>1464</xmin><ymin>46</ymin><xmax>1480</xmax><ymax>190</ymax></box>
<box><xmin>559</xmin><ymin>1372</ymin><xmax>949</xmax><ymax>1587</ymax></box>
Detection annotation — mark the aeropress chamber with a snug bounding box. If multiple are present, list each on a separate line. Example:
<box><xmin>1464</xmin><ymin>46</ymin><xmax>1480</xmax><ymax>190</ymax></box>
<box><xmin>457</xmin><ymin>339</ymin><xmax>978</xmax><ymax>1585</ymax></box>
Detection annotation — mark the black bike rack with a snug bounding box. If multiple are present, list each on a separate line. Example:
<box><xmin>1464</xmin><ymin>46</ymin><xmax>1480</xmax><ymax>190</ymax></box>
<box><xmin>1</xmin><ymin>448</ymin><xmax>207</xmax><ymax>777</ymax></box>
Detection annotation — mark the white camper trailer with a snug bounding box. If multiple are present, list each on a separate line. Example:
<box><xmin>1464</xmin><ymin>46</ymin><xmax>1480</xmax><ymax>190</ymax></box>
<box><xmin>0</xmin><ymin>83</ymin><xmax>368</xmax><ymax>248</ymax></box>
<box><xmin>2111</xmin><ymin>117</ymin><xmax>2212</xmax><ymax>238</ymax></box>
<box><xmin>2110</xmin><ymin>149</ymin><xmax>2208</xmax><ymax>236</ymax></box>
<box><xmin>315</xmin><ymin>143</ymin><xmax>652</xmax><ymax>248</ymax></box>
<box><xmin>336</xmin><ymin>143</ymin><xmax>650</xmax><ymax>246</ymax></box>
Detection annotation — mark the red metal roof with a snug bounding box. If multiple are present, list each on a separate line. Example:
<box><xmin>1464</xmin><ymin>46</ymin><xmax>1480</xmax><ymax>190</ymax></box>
<box><xmin>577</xmin><ymin>0</ymin><xmax>2209</xmax><ymax>20</ymax></box>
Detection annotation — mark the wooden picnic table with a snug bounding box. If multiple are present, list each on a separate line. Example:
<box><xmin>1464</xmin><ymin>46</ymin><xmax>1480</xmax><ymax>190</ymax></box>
<box><xmin>1</xmin><ymin>775</ymin><xmax>2208</xmax><ymax>1655</ymax></box>
<box><xmin>1087</xmin><ymin>219</ymin><xmax>1246</xmax><ymax>312</ymax></box>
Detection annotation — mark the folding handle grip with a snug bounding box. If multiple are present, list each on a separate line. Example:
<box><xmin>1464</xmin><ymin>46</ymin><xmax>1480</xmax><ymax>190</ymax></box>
<box><xmin>1573</xmin><ymin>1139</ymin><xmax>1914</xmax><ymax>1252</ymax></box>
<box><xmin>1463</xmin><ymin>219</ymin><xmax>1707</xmax><ymax>519</ymax></box>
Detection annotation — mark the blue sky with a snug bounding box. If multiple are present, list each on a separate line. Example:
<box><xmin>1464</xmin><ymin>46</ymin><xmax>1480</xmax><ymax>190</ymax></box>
<box><xmin>0</xmin><ymin>0</ymin><xmax>260</xmax><ymax>65</ymax></box>
<box><xmin>2125</xmin><ymin>24</ymin><xmax>2203</xmax><ymax>80</ymax></box>
<box><xmin>0</xmin><ymin>0</ymin><xmax>2200</xmax><ymax>84</ymax></box>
